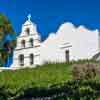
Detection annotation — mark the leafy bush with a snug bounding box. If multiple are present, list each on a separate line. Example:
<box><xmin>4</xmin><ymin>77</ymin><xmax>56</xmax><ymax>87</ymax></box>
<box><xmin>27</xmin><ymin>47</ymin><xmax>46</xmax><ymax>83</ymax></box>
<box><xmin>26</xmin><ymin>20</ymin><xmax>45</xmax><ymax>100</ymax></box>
<box><xmin>13</xmin><ymin>80</ymin><xmax>100</xmax><ymax>99</ymax></box>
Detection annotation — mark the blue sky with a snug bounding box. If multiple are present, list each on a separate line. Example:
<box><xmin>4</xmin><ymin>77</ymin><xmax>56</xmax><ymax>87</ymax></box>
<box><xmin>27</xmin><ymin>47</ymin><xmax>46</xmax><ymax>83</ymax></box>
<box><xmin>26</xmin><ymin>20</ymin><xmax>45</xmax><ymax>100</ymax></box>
<box><xmin>0</xmin><ymin>0</ymin><xmax>100</xmax><ymax>40</ymax></box>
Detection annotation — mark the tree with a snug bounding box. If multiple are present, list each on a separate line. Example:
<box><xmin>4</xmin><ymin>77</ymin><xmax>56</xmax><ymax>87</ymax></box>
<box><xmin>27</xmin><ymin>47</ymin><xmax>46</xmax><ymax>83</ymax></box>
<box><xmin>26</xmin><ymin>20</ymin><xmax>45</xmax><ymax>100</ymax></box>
<box><xmin>0</xmin><ymin>13</ymin><xmax>16</xmax><ymax>66</ymax></box>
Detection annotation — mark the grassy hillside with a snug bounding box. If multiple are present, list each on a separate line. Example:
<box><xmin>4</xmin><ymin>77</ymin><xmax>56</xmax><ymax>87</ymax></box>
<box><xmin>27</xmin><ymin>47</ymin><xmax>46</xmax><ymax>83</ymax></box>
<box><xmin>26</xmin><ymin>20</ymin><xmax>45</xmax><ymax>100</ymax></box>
<box><xmin>0</xmin><ymin>63</ymin><xmax>72</xmax><ymax>88</ymax></box>
<box><xmin>0</xmin><ymin>60</ymin><xmax>100</xmax><ymax>99</ymax></box>
<box><xmin>0</xmin><ymin>60</ymin><xmax>100</xmax><ymax>88</ymax></box>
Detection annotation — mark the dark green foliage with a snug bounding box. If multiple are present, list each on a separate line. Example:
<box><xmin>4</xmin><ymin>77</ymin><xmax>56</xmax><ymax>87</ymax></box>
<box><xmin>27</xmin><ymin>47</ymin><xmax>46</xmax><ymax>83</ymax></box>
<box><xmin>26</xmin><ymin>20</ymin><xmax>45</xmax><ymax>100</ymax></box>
<box><xmin>0</xmin><ymin>13</ymin><xmax>16</xmax><ymax>67</ymax></box>
<box><xmin>0</xmin><ymin>80</ymin><xmax>100</xmax><ymax>100</ymax></box>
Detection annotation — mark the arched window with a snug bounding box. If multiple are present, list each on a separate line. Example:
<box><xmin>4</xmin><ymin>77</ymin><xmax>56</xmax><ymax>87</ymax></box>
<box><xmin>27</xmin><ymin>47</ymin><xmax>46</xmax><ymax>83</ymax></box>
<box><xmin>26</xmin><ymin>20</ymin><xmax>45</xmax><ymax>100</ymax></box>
<box><xmin>19</xmin><ymin>54</ymin><xmax>24</xmax><ymax>66</ymax></box>
<box><xmin>21</xmin><ymin>40</ymin><xmax>25</xmax><ymax>48</ymax></box>
<box><xmin>30</xmin><ymin>54</ymin><xmax>34</xmax><ymax>65</ymax></box>
<box><xmin>29</xmin><ymin>38</ymin><xmax>33</xmax><ymax>47</ymax></box>
<box><xmin>26</xmin><ymin>28</ymin><xmax>30</xmax><ymax>35</ymax></box>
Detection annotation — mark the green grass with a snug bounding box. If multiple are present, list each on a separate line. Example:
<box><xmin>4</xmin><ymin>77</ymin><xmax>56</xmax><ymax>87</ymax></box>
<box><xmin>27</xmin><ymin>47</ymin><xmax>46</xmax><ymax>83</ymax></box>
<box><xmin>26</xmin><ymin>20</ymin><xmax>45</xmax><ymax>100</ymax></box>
<box><xmin>0</xmin><ymin>59</ymin><xmax>100</xmax><ymax>88</ymax></box>
<box><xmin>0</xmin><ymin>63</ymin><xmax>72</xmax><ymax>88</ymax></box>
<box><xmin>0</xmin><ymin>60</ymin><xmax>100</xmax><ymax>99</ymax></box>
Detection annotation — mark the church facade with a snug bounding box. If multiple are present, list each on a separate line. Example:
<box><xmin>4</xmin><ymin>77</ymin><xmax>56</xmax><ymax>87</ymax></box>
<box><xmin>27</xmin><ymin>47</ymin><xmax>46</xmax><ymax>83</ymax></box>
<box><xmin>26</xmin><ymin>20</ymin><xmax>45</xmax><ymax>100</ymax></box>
<box><xmin>11</xmin><ymin>14</ymin><xmax>99</xmax><ymax>68</ymax></box>
<box><xmin>11</xmin><ymin>15</ymin><xmax>41</xmax><ymax>68</ymax></box>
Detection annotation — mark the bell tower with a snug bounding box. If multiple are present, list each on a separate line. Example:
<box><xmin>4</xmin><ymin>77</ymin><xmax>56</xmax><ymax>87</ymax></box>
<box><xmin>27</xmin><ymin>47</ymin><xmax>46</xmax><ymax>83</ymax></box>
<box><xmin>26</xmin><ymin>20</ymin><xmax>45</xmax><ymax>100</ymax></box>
<box><xmin>11</xmin><ymin>14</ymin><xmax>41</xmax><ymax>68</ymax></box>
<box><xmin>16</xmin><ymin>14</ymin><xmax>41</xmax><ymax>49</ymax></box>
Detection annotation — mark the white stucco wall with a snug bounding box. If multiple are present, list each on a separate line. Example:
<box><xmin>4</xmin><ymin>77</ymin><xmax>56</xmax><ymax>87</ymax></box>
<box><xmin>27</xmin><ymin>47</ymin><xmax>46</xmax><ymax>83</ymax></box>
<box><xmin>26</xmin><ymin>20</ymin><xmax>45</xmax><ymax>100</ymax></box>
<box><xmin>40</xmin><ymin>22</ymin><xmax>99</xmax><ymax>64</ymax></box>
<box><xmin>11</xmin><ymin>46</ymin><xmax>40</xmax><ymax>68</ymax></box>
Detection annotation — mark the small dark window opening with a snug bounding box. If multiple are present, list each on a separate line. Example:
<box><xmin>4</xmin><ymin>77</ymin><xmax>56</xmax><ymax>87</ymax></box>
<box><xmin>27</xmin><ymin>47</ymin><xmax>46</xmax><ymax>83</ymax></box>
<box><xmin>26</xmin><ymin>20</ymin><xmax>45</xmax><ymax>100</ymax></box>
<box><xmin>19</xmin><ymin>54</ymin><xmax>24</xmax><ymax>66</ymax></box>
<box><xmin>26</xmin><ymin>28</ymin><xmax>30</xmax><ymax>35</ymax></box>
<box><xmin>30</xmin><ymin>54</ymin><xmax>34</xmax><ymax>65</ymax></box>
<box><xmin>21</xmin><ymin>40</ymin><xmax>25</xmax><ymax>48</ymax></box>
<box><xmin>65</xmin><ymin>50</ymin><xmax>69</xmax><ymax>62</ymax></box>
<box><xmin>29</xmin><ymin>38</ymin><xmax>33</xmax><ymax>47</ymax></box>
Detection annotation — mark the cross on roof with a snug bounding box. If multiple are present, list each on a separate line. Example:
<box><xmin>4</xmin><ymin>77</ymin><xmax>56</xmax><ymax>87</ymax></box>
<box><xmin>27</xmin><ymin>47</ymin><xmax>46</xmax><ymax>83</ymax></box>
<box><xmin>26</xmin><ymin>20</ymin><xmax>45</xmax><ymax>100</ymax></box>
<box><xmin>27</xmin><ymin>14</ymin><xmax>31</xmax><ymax>21</ymax></box>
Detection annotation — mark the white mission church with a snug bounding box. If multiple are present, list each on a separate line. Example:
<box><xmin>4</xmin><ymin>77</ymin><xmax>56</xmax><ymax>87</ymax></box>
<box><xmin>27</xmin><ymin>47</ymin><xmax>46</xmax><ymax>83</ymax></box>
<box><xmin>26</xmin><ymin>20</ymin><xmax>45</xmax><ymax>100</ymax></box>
<box><xmin>11</xmin><ymin>14</ymin><xmax>100</xmax><ymax>68</ymax></box>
